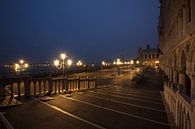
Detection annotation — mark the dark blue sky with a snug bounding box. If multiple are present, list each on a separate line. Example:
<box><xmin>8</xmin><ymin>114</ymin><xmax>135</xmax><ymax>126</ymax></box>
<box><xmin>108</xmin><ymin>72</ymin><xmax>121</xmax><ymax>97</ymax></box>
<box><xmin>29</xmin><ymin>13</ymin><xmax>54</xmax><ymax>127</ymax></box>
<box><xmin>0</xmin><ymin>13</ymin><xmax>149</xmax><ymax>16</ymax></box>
<box><xmin>0</xmin><ymin>0</ymin><xmax>160</xmax><ymax>64</ymax></box>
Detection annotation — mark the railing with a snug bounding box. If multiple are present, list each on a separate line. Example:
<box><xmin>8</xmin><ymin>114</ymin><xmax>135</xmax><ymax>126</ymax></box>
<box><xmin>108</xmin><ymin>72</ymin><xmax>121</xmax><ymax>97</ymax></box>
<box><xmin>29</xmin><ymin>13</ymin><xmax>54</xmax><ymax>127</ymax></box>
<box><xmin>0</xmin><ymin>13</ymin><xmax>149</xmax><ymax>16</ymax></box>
<box><xmin>0</xmin><ymin>76</ymin><xmax>97</xmax><ymax>99</ymax></box>
<box><xmin>164</xmin><ymin>82</ymin><xmax>192</xmax><ymax>129</ymax></box>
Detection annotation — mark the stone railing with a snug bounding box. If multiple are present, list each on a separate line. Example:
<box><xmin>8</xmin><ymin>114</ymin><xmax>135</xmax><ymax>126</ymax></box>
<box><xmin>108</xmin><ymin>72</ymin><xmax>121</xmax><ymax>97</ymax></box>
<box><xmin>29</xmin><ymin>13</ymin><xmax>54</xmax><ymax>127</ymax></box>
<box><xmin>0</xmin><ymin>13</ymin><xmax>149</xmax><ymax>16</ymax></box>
<box><xmin>164</xmin><ymin>81</ymin><xmax>192</xmax><ymax>129</ymax></box>
<box><xmin>0</xmin><ymin>76</ymin><xmax>97</xmax><ymax>99</ymax></box>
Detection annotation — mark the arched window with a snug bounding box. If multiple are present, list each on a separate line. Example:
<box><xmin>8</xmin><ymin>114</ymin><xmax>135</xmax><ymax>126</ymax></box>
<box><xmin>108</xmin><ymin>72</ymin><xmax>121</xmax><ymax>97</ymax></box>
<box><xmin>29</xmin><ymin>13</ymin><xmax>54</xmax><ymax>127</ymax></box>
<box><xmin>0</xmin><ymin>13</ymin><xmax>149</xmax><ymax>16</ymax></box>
<box><xmin>149</xmin><ymin>54</ymin><xmax>151</xmax><ymax>59</ymax></box>
<box><xmin>181</xmin><ymin>51</ymin><xmax>191</xmax><ymax>97</ymax></box>
<box><xmin>187</xmin><ymin>0</ymin><xmax>191</xmax><ymax>22</ymax></box>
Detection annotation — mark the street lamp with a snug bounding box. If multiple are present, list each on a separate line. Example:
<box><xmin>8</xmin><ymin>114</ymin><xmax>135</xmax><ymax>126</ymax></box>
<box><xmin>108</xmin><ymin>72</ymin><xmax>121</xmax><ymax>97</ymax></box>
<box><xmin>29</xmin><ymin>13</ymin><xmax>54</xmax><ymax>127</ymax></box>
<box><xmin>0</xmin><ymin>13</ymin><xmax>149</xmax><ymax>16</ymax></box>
<box><xmin>54</xmin><ymin>59</ymin><xmax>60</xmax><ymax>67</ymax></box>
<box><xmin>115</xmin><ymin>58</ymin><xmax>122</xmax><ymax>76</ymax></box>
<box><xmin>130</xmin><ymin>60</ymin><xmax>134</xmax><ymax>70</ymax></box>
<box><xmin>67</xmin><ymin>59</ymin><xmax>73</xmax><ymax>66</ymax></box>
<box><xmin>54</xmin><ymin>53</ymin><xmax>72</xmax><ymax>76</ymax></box>
<box><xmin>77</xmin><ymin>60</ymin><xmax>83</xmax><ymax>66</ymax></box>
<box><xmin>61</xmin><ymin>53</ymin><xmax>66</xmax><ymax>76</ymax></box>
<box><xmin>19</xmin><ymin>60</ymin><xmax>24</xmax><ymax>64</ymax></box>
<box><xmin>102</xmin><ymin>61</ymin><xmax>106</xmax><ymax>66</ymax></box>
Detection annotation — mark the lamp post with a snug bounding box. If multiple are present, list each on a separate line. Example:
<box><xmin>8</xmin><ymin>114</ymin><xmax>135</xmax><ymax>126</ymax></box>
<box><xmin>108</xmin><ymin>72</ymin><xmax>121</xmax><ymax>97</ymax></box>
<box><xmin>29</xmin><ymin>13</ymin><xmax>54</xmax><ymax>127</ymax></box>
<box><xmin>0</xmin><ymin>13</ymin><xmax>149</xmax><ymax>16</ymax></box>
<box><xmin>60</xmin><ymin>53</ymin><xmax>66</xmax><ymax>76</ymax></box>
<box><xmin>130</xmin><ymin>60</ymin><xmax>134</xmax><ymax>70</ymax></box>
<box><xmin>77</xmin><ymin>60</ymin><xmax>83</xmax><ymax>67</ymax></box>
<box><xmin>115</xmin><ymin>58</ymin><xmax>122</xmax><ymax>76</ymax></box>
<box><xmin>54</xmin><ymin>53</ymin><xmax>73</xmax><ymax>77</ymax></box>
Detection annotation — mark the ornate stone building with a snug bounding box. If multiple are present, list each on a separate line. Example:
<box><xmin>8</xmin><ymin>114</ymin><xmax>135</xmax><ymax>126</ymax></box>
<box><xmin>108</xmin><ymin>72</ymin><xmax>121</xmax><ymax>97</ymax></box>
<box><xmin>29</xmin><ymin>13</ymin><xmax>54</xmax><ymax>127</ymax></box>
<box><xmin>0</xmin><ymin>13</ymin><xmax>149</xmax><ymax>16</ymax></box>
<box><xmin>138</xmin><ymin>45</ymin><xmax>160</xmax><ymax>67</ymax></box>
<box><xmin>158</xmin><ymin>0</ymin><xmax>195</xmax><ymax>129</ymax></box>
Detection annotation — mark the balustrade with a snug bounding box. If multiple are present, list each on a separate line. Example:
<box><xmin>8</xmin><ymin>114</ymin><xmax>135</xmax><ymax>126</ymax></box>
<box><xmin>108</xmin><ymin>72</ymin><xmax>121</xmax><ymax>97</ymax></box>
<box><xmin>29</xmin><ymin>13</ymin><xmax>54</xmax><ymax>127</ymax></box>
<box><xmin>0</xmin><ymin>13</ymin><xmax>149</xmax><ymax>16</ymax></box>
<box><xmin>0</xmin><ymin>76</ymin><xmax>97</xmax><ymax>99</ymax></box>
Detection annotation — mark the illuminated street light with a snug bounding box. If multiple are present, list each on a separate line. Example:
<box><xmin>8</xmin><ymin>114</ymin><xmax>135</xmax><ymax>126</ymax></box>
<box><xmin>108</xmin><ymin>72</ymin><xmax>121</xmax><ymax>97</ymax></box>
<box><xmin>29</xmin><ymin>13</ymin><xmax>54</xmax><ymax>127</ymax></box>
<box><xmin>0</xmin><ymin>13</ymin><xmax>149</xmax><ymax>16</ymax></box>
<box><xmin>19</xmin><ymin>59</ymin><xmax>24</xmax><ymax>64</ymax></box>
<box><xmin>114</xmin><ymin>58</ymin><xmax>122</xmax><ymax>76</ymax></box>
<box><xmin>60</xmin><ymin>53</ymin><xmax>66</xmax><ymax>60</ymax></box>
<box><xmin>102</xmin><ymin>61</ymin><xmax>106</xmax><ymax>66</ymax></box>
<box><xmin>54</xmin><ymin>59</ymin><xmax>60</xmax><ymax>67</ymax></box>
<box><xmin>60</xmin><ymin>53</ymin><xmax>66</xmax><ymax>76</ymax></box>
<box><xmin>130</xmin><ymin>60</ymin><xmax>134</xmax><ymax>65</ymax></box>
<box><xmin>24</xmin><ymin>63</ymin><xmax>29</xmax><ymax>68</ymax></box>
<box><xmin>14</xmin><ymin>60</ymin><xmax>29</xmax><ymax>73</ymax></box>
<box><xmin>77</xmin><ymin>60</ymin><xmax>83</xmax><ymax>66</ymax></box>
<box><xmin>54</xmin><ymin>53</ymin><xmax>71</xmax><ymax>76</ymax></box>
<box><xmin>136</xmin><ymin>60</ymin><xmax>140</xmax><ymax>64</ymax></box>
<box><xmin>67</xmin><ymin>59</ymin><xmax>73</xmax><ymax>66</ymax></box>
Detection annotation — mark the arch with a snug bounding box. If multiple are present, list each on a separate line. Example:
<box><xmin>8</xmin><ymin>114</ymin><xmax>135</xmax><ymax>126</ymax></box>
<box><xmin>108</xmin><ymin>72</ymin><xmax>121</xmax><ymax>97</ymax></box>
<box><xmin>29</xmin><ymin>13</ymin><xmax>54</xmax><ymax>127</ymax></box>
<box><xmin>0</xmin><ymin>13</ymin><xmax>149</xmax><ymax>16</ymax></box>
<box><xmin>181</xmin><ymin>51</ymin><xmax>186</xmax><ymax>71</ymax></box>
<box><xmin>179</xmin><ymin>50</ymin><xmax>191</xmax><ymax>97</ymax></box>
<box><xmin>188</xmin><ymin>40</ymin><xmax>195</xmax><ymax>72</ymax></box>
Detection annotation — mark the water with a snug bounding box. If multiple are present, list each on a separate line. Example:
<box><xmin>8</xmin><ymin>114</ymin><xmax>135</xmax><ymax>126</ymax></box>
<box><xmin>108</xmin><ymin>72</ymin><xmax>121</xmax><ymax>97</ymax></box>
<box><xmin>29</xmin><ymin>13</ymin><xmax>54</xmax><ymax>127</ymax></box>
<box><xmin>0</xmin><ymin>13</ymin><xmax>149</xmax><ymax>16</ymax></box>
<box><xmin>0</xmin><ymin>65</ymin><xmax>101</xmax><ymax>78</ymax></box>
<box><xmin>0</xmin><ymin>66</ymin><xmax>56</xmax><ymax>78</ymax></box>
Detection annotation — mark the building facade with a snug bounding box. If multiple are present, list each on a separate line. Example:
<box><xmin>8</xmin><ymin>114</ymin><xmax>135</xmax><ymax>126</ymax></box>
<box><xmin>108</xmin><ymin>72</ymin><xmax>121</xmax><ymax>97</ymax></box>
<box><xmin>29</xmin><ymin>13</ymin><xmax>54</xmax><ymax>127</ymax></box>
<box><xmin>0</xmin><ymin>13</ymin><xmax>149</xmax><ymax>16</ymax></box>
<box><xmin>138</xmin><ymin>45</ymin><xmax>160</xmax><ymax>67</ymax></box>
<box><xmin>158</xmin><ymin>0</ymin><xmax>195</xmax><ymax>129</ymax></box>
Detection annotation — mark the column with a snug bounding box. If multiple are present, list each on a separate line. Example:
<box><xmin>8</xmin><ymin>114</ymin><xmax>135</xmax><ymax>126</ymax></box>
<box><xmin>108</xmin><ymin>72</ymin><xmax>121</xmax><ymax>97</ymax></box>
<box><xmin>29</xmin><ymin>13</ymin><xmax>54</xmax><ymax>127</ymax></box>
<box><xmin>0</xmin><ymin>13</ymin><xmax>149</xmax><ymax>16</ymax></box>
<box><xmin>191</xmin><ymin>101</ymin><xmax>195</xmax><ymax>129</ymax></box>
<box><xmin>191</xmin><ymin>73</ymin><xmax>195</xmax><ymax>129</ymax></box>
<box><xmin>48</xmin><ymin>78</ymin><xmax>52</xmax><ymax>95</ymax></box>
<box><xmin>191</xmin><ymin>73</ymin><xmax>195</xmax><ymax>100</ymax></box>
<box><xmin>24</xmin><ymin>78</ymin><xmax>31</xmax><ymax>97</ymax></box>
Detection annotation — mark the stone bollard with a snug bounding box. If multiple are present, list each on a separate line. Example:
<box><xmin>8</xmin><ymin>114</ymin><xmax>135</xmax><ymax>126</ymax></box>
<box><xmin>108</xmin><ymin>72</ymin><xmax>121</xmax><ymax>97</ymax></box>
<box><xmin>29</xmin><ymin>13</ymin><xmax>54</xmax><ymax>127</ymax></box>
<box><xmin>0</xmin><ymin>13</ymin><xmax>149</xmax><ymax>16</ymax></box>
<box><xmin>48</xmin><ymin>78</ymin><xmax>52</xmax><ymax>95</ymax></box>
<box><xmin>24</xmin><ymin>78</ymin><xmax>31</xmax><ymax>97</ymax></box>
<box><xmin>87</xmin><ymin>76</ymin><xmax>90</xmax><ymax>89</ymax></box>
<box><xmin>78</xmin><ymin>76</ymin><xmax>81</xmax><ymax>90</ymax></box>
<box><xmin>94</xmin><ymin>76</ymin><xmax>97</xmax><ymax>88</ymax></box>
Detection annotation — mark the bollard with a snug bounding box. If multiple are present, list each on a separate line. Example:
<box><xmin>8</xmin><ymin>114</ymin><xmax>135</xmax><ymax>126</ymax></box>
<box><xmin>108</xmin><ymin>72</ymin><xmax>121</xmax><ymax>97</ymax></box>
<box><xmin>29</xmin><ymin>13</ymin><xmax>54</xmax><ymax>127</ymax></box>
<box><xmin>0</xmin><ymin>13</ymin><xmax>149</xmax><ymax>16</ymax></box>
<box><xmin>87</xmin><ymin>76</ymin><xmax>90</xmax><ymax>89</ymax></box>
<box><xmin>24</xmin><ymin>78</ymin><xmax>31</xmax><ymax>97</ymax></box>
<box><xmin>48</xmin><ymin>78</ymin><xmax>52</xmax><ymax>95</ymax></box>
<box><xmin>78</xmin><ymin>77</ymin><xmax>80</xmax><ymax>91</ymax></box>
<box><xmin>94</xmin><ymin>76</ymin><xmax>97</xmax><ymax>88</ymax></box>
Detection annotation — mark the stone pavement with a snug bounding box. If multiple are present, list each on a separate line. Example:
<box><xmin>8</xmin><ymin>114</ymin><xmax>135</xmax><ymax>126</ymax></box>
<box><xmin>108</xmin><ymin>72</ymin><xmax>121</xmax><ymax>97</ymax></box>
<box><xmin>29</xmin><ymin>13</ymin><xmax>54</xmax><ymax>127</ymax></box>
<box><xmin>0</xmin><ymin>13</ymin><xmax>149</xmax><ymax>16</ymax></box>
<box><xmin>0</xmin><ymin>68</ymin><xmax>170</xmax><ymax>129</ymax></box>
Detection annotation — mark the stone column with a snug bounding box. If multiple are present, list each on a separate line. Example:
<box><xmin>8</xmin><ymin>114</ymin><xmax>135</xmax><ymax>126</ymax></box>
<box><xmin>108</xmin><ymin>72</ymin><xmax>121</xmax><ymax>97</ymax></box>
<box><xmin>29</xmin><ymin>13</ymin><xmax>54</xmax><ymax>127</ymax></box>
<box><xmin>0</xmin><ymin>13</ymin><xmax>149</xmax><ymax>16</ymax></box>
<box><xmin>190</xmin><ymin>73</ymin><xmax>195</xmax><ymax>129</ymax></box>
<box><xmin>24</xmin><ymin>78</ymin><xmax>31</xmax><ymax>97</ymax></box>
<box><xmin>48</xmin><ymin>78</ymin><xmax>52</xmax><ymax>95</ymax></box>
<box><xmin>173</xmin><ymin>70</ymin><xmax>178</xmax><ymax>84</ymax></box>
<box><xmin>78</xmin><ymin>76</ymin><xmax>80</xmax><ymax>90</ymax></box>
<box><xmin>191</xmin><ymin>73</ymin><xmax>195</xmax><ymax>100</ymax></box>
<box><xmin>191</xmin><ymin>100</ymin><xmax>195</xmax><ymax>129</ymax></box>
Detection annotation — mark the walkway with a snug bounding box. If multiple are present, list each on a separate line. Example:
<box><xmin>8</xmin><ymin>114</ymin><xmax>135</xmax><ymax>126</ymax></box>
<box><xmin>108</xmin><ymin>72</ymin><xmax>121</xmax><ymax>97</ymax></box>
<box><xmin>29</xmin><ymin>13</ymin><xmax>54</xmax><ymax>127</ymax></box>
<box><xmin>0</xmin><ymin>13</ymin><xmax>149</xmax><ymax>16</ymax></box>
<box><xmin>0</xmin><ymin>68</ymin><xmax>170</xmax><ymax>129</ymax></box>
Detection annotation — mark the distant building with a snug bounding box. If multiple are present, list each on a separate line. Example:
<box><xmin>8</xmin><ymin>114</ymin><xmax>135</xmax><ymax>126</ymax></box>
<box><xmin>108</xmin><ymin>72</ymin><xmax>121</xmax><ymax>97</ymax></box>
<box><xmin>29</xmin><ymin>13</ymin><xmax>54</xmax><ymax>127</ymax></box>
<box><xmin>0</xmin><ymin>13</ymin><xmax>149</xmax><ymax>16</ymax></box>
<box><xmin>138</xmin><ymin>45</ymin><xmax>160</xmax><ymax>67</ymax></box>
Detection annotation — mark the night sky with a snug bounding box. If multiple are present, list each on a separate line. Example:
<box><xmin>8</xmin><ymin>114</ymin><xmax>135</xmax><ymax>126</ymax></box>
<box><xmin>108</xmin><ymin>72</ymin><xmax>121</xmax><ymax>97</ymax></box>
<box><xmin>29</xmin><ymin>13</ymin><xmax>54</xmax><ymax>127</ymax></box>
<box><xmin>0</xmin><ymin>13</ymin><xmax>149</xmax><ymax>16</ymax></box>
<box><xmin>0</xmin><ymin>0</ymin><xmax>160</xmax><ymax>64</ymax></box>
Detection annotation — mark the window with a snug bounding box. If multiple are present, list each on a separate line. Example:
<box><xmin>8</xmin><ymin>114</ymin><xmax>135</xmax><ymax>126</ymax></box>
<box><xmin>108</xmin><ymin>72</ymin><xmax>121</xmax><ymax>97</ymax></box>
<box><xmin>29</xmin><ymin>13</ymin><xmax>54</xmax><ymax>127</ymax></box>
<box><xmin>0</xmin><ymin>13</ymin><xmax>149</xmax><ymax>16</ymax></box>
<box><xmin>188</xmin><ymin>0</ymin><xmax>191</xmax><ymax>22</ymax></box>
<box><xmin>149</xmin><ymin>54</ymin><xmax>151</xmax><ymax>59</ymax></box>
<box><xmin>152</xmin><ymin>54</ymin><xmax>155</xmax><ymax>59</ymax></box>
